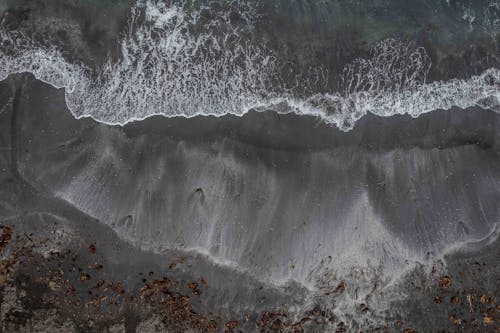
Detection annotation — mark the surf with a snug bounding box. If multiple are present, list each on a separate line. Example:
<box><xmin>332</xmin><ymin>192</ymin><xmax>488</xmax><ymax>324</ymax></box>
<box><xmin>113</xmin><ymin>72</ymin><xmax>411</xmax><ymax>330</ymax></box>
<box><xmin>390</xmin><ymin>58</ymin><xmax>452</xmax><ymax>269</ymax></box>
<box><xmin>0</xmin><ymin>0</ymin><xmax>498</xmax><ymax>131</ymax></box>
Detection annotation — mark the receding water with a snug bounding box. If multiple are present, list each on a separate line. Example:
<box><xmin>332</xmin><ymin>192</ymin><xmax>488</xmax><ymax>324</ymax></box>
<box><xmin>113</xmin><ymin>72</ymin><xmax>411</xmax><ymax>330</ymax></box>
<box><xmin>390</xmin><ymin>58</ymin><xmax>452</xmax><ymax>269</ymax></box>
<box><xmin>0</xmin><ymin>0</ymin><xmax>499</xmax><ymax>331</ymax></box>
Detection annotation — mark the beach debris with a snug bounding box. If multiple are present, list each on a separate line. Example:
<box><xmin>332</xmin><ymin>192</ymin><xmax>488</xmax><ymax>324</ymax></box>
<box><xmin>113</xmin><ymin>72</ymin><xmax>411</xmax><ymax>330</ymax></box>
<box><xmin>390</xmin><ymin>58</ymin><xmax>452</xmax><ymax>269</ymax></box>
<box><xmin>224</xmin><ymin>320</ymin><xmax>239</xmax><ymax>331</ymax></box>
<box><xmin>48</xmin><ymin>280</ymin><xmax>61</xmax><ymax>291</ymax></box>
<box><xmin>449</xmin><ymin>315</ymin><xmax>461</xmax><ymax>325</ymax></box>
<box><xmin>168</xmin><ymin>255</ymin><xmax>187</xmax><ymax>269</ymax></box>
<box><xmin>480</xmin><ymin>294</ymin><xmax>492</xmax><ymax>304</ymax></box>
<box><xmin>79</xmin><ymin>272</ymin><xmax>91</xmax><ymax>281</ymax></box>
<box><xmin>359</xmin><ymin>303</ymin><xmax>369</xmax><ymax>313</ymax></box>
<box><xmin>0</xmin><ymin>224</ymin><xmax>495</xmax><ymax>332</ymax></box>
<box><xmin>207</xmin><ymin>320</ymin><xmax>218</xmax><ymax>332</ymax></box>
<box><xmin>88</xmin><ymin>263</ymin><xmax>103</xmax><ymax>270</ymax></box>
<box><xmin>466</xmin><ymin>294</ymin><xmax>474</xmax><ymax>312</ymax></box>
<box><xmin>91</xmin><ymin>279</ymin><xmax>105</xmax><ymax>289</ymax></box>
<box><xmin>198</xmin><ymin>276</ymin><xmax>207</xmax><ymax>288</ymax></box>
<box><xmin>439</xmin><ymin>276</ymin><xmax>452</xmax><ymax>288</ymax></box>
<box><xmin>334</xmin><ymin>281</ymin><xmax>346</xmax><ymax>293</ymax></box>
<box><xmin>187</xmin><ymin>281</ymin><xmax>200</xmax><ymax>295</ymax></box>
<box><xmin>152</xmin><ymin>277</ymin><xmax>170</xmax><ymax>293</ymax></box>
<box><xmin>0</xmin><ymin>226</ymin><xmax>12</xmax><ymax>252</ymax></box>
<box><xmin>335</xmin><ymin>322</ymin><xmax>347</xmax><ymax>333</ymax></box>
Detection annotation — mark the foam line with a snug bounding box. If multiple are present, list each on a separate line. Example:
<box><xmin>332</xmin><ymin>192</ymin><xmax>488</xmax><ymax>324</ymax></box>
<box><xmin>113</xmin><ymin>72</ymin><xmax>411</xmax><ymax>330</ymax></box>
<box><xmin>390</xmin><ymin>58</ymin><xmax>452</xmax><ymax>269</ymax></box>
<box><xmin>0</xmin><ymin>0</ymin><xmax>498</xmax><ymax>130</ymax></box>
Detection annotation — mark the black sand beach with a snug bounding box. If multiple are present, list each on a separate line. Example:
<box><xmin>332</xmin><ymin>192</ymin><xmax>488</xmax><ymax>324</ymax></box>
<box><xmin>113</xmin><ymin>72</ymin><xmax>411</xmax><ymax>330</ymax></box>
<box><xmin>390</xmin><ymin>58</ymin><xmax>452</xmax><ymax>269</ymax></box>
<box><xmin>0</xmin><ymin>0</ymin><xmax>499</xmax><ymax>332</ymax></box>
<box><xmin>0</xmin><ymin>74</ymin><xmax>499</xmax><ymax>332</ymax></box>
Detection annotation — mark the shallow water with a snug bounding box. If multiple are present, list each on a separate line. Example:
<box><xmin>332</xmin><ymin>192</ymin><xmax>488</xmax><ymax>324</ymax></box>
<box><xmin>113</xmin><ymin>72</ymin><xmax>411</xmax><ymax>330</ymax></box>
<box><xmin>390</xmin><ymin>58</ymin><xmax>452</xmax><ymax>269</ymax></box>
<box><xmin>0</xmin><ymin>0</ymin><xmax>499</xmax><ymax>331</ymax></box>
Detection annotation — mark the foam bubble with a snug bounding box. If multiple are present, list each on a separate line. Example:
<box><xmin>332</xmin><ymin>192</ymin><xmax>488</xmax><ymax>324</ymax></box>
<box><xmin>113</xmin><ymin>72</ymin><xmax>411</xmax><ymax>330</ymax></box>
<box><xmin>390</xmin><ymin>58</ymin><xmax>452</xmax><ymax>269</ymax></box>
<box><xmin>0</xmin><ymin>0</ymin><xmax>499</xmax><ymax>130</ymax></box>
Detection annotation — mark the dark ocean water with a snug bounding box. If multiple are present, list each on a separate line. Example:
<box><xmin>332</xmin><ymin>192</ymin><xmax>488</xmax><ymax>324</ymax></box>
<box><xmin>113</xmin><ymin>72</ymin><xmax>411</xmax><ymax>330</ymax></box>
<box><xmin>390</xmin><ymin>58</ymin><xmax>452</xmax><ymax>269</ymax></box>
<box><xmin>1</xmin><ymin>0</ymin><xmax>498</xmax><ymax>128</ymax></box>
<box><xmin>0</xmin><ymin>0</ymin><xmax>499</xmax><ymax>332</ymax></box>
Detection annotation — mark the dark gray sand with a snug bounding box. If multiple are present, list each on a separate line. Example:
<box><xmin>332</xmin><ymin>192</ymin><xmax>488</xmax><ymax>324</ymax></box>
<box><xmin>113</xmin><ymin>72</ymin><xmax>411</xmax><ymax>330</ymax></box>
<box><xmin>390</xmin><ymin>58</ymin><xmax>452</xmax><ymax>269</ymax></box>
<box><xmin>0</xmin><ymin>0</ymin><xmax>499</xmax><ymax>331</ymax></box>
<box><xmin>0</xmin><ymin>74</ymin><xmax>499</xmax><ymax>332</ymax></box>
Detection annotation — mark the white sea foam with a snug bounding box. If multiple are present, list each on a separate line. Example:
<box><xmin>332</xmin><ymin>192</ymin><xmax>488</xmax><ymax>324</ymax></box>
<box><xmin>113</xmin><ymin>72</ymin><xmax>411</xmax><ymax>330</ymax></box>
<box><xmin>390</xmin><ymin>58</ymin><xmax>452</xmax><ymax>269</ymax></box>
<box><xmin>2</xmin><ymin>0</ymin><xmax>500</xmax><ymax>285</ymax></box>
<box><xmin>2</xmin><ymin>2</ymin><xmax>499</xmax><ymax>329</ymax></box>
<box><xmin>1</xmin><ymin>0</ymin><xmax>499</xmax><ymax>131</ymax></box>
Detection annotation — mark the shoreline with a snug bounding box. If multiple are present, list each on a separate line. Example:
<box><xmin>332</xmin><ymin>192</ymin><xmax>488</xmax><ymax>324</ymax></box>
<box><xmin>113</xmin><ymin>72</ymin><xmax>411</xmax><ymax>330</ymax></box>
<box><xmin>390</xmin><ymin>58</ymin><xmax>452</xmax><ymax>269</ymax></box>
<box><xmin>0</xmin><ymin>65</ymin><xmax>499</xmax><ymax>333</ymax></box>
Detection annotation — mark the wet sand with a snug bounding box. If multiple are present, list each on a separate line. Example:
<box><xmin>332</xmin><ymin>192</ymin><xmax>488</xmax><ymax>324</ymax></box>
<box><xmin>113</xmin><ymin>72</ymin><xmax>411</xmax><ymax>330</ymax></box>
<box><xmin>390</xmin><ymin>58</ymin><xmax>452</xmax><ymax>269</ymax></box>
<box><xmin>1</xmin><ymin>0</ymin><xmax>499</xmax><ymax>330</ymax></box>
<box><xmin>0</xmin><ymin>74</ymin><xmax>499</xmax><ymax>332</ymax></box>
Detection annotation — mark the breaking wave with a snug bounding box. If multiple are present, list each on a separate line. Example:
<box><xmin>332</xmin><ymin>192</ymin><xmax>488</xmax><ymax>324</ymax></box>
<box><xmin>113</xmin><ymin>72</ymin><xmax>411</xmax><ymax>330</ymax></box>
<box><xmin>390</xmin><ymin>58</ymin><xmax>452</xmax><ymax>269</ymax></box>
<box><xmin>0</xmin><ymin>0</ymin><xmax>499</xmax><ymax>130</ymax></box>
